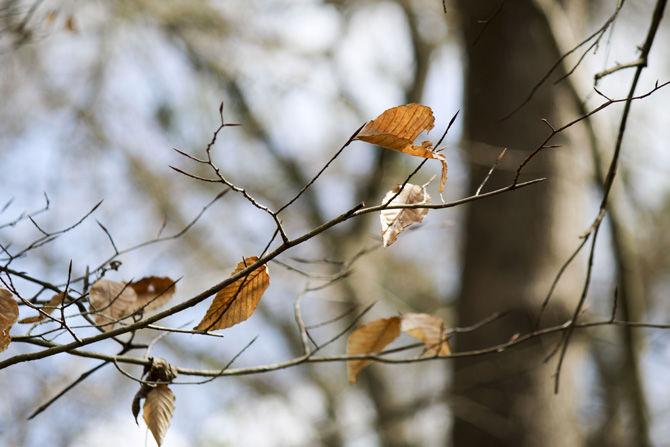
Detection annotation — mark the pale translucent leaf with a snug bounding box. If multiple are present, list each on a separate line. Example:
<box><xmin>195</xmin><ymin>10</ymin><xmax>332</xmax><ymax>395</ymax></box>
<box><xmin>89</xmin><ymin>279</ymin><xmax>137</xmax><ymax>331</ymax></box>
<box><xmin>19</xmin><ymin>292</ymin><xmax>66</xmax><ymax>324</ymax></box>
<box><xmin>346</xmin><ymin>317</ymin><xmax>401</xmax><ymax>384</ymax></box>
<box><xmin>0</xmin><ymin>288</ymin><xmax>19</xmax><ymax>352</ymax></box>
<box><xmin>143</xmin><ymin>384</ymin><xmax>176</xmax><ymax>446</ymax></box>
<box><xmin>380</xmin><ymin>183</ymin><xmax>430</xmax><ymax>247</ymax></box>
<box><xmin>355</xmin><ymin>104</ymin><xmax>448</xmax><ymax>192</ymax></box>
<box><xmin>89</xmin><ymin>277</ymin><xmax>176</xmax><ymax>331</ymax></box>
<box><xmin>194</xmin><ymin>257</ymin><xmax>270</xmax><ymax>331</ymax></box>
<box><xmin>401</xmin><ymin>313</ymin><xmax>450</xmax><ymax>357</ymax></box>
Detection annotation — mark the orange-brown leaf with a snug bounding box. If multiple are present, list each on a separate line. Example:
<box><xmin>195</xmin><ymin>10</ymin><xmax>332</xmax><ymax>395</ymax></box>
<box><xmin>143</xmin><ymin>384</ymin><xmax>176</xmax><ymax>446</ymax></box>
<box><xmin>346</xmin><ymin>317</ymin><xmax>401</xmax><ymax>384</ymax></box>
<box><xmin>356</xmin><ymin>104</ymin><xmax>435</xmax><ymax>151</ymax></box>
<box><xmin>380</xmin><ymin>183</ymin><xmax>430</xmax><ymax>247</ymax></box>
<box><xmin>194</xmin><ymin>257</ymin><xmax>269</xmax><ymax>331</ymax></box>
<box><xmin>1</xmin><ymin>288</ymin><xmax>19</xmax><ymax>352</ymax></box>
<box><xmin>356</xmin><ymin>104</ymin><xmax>448</xmax><ymax>192</ymax></box>
<box><xmin>401</xmin><ymin>313</ymin><xmax>450</xmax><ymax>357</ymax></box>
<box><xmin>129</xmin><ymin>277</ymin><xmax>176</xmax><ymax>312</ymax></box>
<box><xmin>19</xmin><ymin>292</ymin><xmax>66</xmax><ymax>324</ymax></box>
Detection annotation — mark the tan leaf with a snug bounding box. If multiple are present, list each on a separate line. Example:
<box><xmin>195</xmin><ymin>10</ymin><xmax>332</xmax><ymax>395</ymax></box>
<box><xmin>143</xmin><ymin>384</ymin><xmax>176</xmax><ymax>446</ymax></box>
<box><xmin>129</xmin><ymin>277</ymin><xmax>176</xmax><ymax>312</ymax></box>
<box><xmin>346</xmin><ymin>317</ymin><xmax>401</xmax><ymax>384</ymax></box>
<box><xmin>401</xmin><ymin>313</ymin><xmax>450</xmax><ymax>357</ymax></box>
<box><xmin>19</xmin><ymin>292</ymin><xmax>66</xmax><ymax>324</ymax></box>
<box><xmin>194</xmin><ymin>257</ymin><xmax>269</xmax><ymax>331</ymax></box>
<box><xmin>1</xmin><ymin>288</ymin><xmax>19</xmax><ymax>352</ymax></box>
<box><xmin>89</xmin><ymin>279</ymin><xmax>137</xmax><ymax>331</ymax></box>
<box><xmin>380</xmin><ymin>183</ymin><xmax>430</xmax><ymax>247</ymax></box>
<box><xmin>355</xmin><ymin>104</ymin><xmax>448</xmax><ymax>192</ymax></box>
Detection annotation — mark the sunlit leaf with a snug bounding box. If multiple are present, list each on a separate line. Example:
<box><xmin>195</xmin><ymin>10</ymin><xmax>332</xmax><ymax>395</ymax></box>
<box><xmin>19</xmin><ymin>292</ymin><xmax>66</xmax><ymax>324</ymax></box>
<box><xmin>346</xmin><ymin>317</ymin><xmax>401</xmax><ymax>384</ymax></box>
<box><xmin>0</xmin><ymin>288</ymin><xmax>19</xmax><ymax>352</ymax></box>
<box><xmin>355</xmin><ymin>104</ymin><xmax>448</xmax><ymax>192</ymax></box>
<box><xmin>194</xmin><ymin>257</ymin><xmax>269</xmax><ymax>331</ymax></box>
<box><xmin>143</xmin><ymin>384</ymin><xmax>176</xmax><ymax>446</ymax></box>
<box><xmin>401</xmin><ymin>313</ymin><xmax>450</xmax><ymax>357</ymax></box>
<box><xmin>380</xmin><ymin>183</ymin><xmax>430</xmax><ymax>247</ymax></box>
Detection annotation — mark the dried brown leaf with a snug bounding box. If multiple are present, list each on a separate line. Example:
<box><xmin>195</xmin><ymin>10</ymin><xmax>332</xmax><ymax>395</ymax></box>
<box><xmin>143</xmin><ymin>384</ymin><xmax>176</xmax><ymax>446</ymax></box>
<box><xmin>194</xmin><ymin>257</ymin><xmax>269</xmax><ymax>331</ymax></box>
<box><xmin>129</xmin><ymin>277</ymin><xmax>176</xmax><ymax>312</ymax></box>
<box><xmin>355</xmin><ymin>104</ymin><xmax>448</xmax><ymax>192</ymax></box>
<box><xmin>380</xmin><ymin>183</ymin><xmax>430</xmax><ymax>247</ymax></box>
<box><xmin>401</xmin><ymin>313</ymin><xmax>450</xmax><ymax>357</ymax></box>
<box><xmin>1</xmin><ymin>288</ymin><xmax>19</xmax><ymax>352</ymax></box>
<box><xmin>19</xmin><ymin>292</ymin><xmax>66</xmax><ymax>324</ymax></box>
<box><xmin>89</xmin><ymin>279</ymin><xmax>137</xmax><ymax>331</ymax></box>
<box><xmin>346</xmin><ymin>317</ymin><xmax>401</xmax><ymax>384</ymax></box>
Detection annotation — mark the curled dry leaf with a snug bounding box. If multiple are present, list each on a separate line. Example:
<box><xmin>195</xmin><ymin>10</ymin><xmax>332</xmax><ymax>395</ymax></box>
<box><xmin>143</xmin><ymin>384</ymin><xmax>176</xmax><ymax>447</ymax></box>
<box><xmin>355</xmin><ymin>103</ymin><xmax>448</xmax><ymax>192</ymax></box>
<box><xmin>346</xmin><ymin>317</ymin><xmax>401</xmax><ymax>384</ymax></box>
<box><xmin>1</xmin><ymin>288</ymin><xmax>19</xmax><ymax>352</ymax></box>
<box><xmin>19</xmin><ymin>292</ymin><xmax>66</xmax><ymax>324</ymax></box>
<box><xmin>401</xmin><ymin>313</ymin><xmax>450</xmax><ymax>357</ymax></box>
<box><xmin>194</xmin><ymin>256</ymin><xmax>270</xmax><ymax>332</ymax></box>
<box><xmin>380</xmin><ymin>183</ymin><xmax>431</xmax><ymax>247</ymax></box>
<box><xmin>89</xmin><ymin>277</ymin><xmax>176</xmax><ymax>331</ymax></box>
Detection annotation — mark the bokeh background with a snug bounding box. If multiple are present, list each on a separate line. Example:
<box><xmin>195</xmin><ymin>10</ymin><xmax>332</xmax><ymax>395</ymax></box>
<box><xmin>1</xmin><ymin>0</ymin><xmax>670</xmax><ymax>446</ymax></box>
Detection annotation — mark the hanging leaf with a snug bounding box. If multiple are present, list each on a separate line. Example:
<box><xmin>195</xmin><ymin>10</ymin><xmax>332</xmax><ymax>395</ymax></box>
<box><xmin>129</xmin><ymin>277</ymin><xmax>176</xmax><ymax>312</ymax></box>
<box><xmin>89</xmin><ymin>279</ymin><xmax>137</xmax><ymax>331</ymax></box>
<box><xmin>89</xmin><ymin>277</ymin><xmax>176</xmax><ymax>331</ymax></box>
<box><xmin>401</xmin><ymin>313</ymin><xmax>450</xmax><ymax>357</ymax></box>
<box><xmin>346</xmin><ymin>317</ymin><xmax>401</xmax><ymax>384</ymax></box>
<box><xmin>130</xmin><ymin>358</ymin><xmax>177</xmax><ymax>446</ymax></box>
<box><xmin>380</xmin><ymin>183</ymin><xmax>431</xmax><ymax>247</ymax></box>
<box><xmin>19</xmin><ymin>292</ymin><xmax>66</xmax><ymax>324</ymax></box>
<box><xmin>1</xmin><ymin>288</ymin><xmax>19</xmax><ymax>352</ymax></box>
<box><xmin>194</xmin><ymin>257</ymin><xmax>269</xmax><ymax>331</ymax></box>
<box><xmin>143</xmin><ymin>384</ymin><xmax>176</xmax><ymax>446</ymax></box>
<box><xmin>132</xmin><ymin>358</ymin><xmax>177</xmax><ymax>423</ymax></box>
<box><xmin>355</xmin><ymin>104</ymin><xmax>448</xmax><ymax>192</ymax></box>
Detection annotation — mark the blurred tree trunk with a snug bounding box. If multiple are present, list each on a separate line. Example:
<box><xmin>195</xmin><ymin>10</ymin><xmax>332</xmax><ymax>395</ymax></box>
<box><xmin>452</xmin><ymin>1</ymin><xmax>587</xmax><ymax>446</ymax></box>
